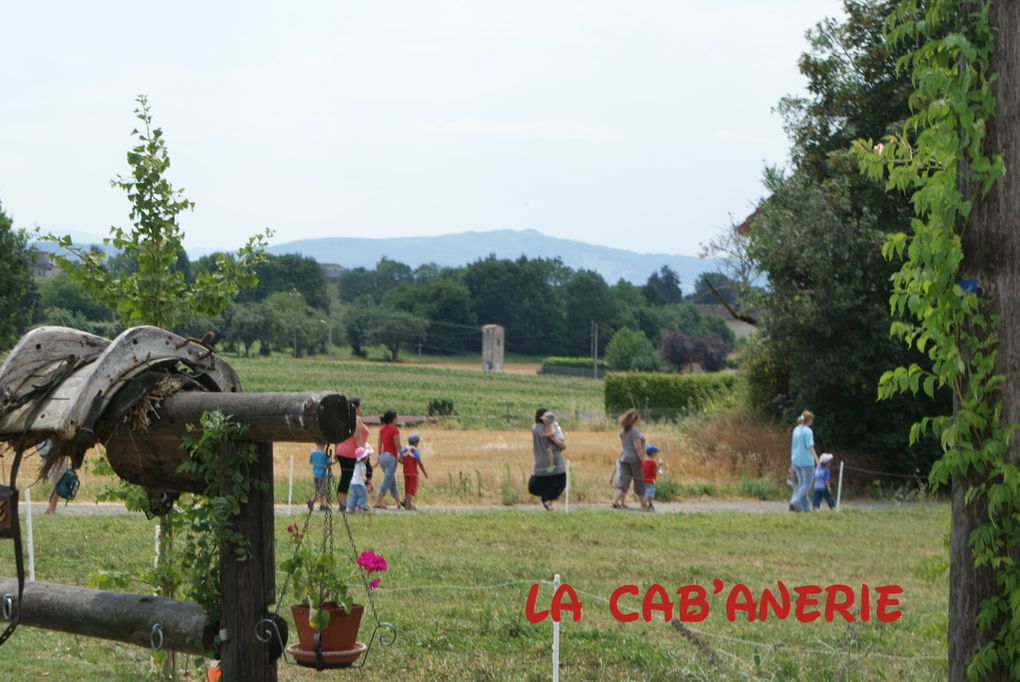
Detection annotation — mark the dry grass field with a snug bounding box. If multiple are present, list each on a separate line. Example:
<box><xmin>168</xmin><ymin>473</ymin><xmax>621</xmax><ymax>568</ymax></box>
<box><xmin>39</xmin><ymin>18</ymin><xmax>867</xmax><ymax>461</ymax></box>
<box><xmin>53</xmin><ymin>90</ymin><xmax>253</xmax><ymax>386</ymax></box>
<box><xmin>26</xmin><ymin>411</ymin><xmax>793</xmax><ymax>508</ymax></box>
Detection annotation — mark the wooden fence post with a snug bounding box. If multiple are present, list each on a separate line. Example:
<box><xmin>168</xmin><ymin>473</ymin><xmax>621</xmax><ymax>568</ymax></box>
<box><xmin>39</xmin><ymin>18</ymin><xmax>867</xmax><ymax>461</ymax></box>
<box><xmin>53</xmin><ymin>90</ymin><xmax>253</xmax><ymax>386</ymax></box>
<box><xmin>219</xmin><ymin>442</ymin><xmax>277</xmax><ymax>682</ymax></box>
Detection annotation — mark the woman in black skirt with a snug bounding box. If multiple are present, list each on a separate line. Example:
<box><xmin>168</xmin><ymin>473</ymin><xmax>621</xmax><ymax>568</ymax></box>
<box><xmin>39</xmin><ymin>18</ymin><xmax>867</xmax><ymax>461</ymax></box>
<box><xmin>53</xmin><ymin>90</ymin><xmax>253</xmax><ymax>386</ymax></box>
<box><xmin>528</xmin><ymin>407</ymin><xmax>566</xmax><ymax>510</ymax></box>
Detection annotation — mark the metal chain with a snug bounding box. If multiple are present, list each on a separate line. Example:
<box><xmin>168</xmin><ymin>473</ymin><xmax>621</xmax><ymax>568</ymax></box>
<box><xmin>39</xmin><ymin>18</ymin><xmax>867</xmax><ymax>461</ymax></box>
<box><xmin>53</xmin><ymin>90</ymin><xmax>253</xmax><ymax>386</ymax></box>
<box><xmin>338</xmin><ymin>505</ymin><xmax>382</xmax><ymax>625</ymax></box>
<box><xmin>272</xmin><ymin>454</ymin><xmax>328</xmax><ymax>616</ymax></box>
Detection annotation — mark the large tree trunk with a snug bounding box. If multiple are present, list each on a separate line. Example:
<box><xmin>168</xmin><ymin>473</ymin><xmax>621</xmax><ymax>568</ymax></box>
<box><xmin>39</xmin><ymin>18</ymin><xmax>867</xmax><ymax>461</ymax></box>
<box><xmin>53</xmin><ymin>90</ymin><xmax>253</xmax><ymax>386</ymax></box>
<box><xmin>954</xmin><ymin>4</ymin><xmax>1020</xmax><ymax>680</ymax></box>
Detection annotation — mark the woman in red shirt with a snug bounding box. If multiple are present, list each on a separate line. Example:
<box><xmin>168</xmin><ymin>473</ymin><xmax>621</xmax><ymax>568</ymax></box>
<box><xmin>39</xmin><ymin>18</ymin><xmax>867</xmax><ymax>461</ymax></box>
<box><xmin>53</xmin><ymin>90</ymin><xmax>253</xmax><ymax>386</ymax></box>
<box><xmin>335</xmin><ymin>397</ymin><xmax>369</xmax><ymax>507</ymax></box>
<box><xmin>375</xmin><ymin>409</ymin><xmax>402</xmax><ymax>509</ymax></box>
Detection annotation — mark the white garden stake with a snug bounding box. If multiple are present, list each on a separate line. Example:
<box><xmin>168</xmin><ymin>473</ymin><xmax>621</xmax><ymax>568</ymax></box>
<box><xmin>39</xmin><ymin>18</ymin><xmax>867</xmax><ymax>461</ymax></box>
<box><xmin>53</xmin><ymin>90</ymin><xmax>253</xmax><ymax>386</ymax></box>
<box><xmin>552</xmin><ymin>574</ymin><xmax>560</xmax><ymax>682</ymax></box>
<box><xmin>564</xmin><ymin>460</ymin><xmax>570</xmax><ymax>514</ymax></box>
<box><xmin>24</xmin><ymin>487</ymin><xmax>35</xmax><ymax>582</ymax></box>
<box><xmin>836</xmin><ymin>461</ymin><xmax>844</xmax><ymax>512</ymax></box>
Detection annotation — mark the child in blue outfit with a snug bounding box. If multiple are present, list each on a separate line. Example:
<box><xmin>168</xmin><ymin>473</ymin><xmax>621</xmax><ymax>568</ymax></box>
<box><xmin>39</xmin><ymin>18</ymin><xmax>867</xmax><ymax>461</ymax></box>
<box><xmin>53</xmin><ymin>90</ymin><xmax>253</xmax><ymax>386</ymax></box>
<box><xmin>812</xmin><ymin>452</ymin><xmax>836</xmax><ymax>510</ymax></box>
<box><xmin>306</xmin><ymin>441</ymin><xmax>330</xmax><ymax>511</ymax></box>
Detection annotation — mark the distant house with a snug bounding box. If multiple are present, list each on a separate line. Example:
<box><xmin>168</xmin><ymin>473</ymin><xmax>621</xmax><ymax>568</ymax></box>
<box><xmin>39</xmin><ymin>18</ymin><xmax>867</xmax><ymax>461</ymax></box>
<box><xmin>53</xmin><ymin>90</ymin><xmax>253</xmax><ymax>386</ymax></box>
<box><xmin>319</xmin><ymin>262</ymin><xmax>344</xmax><ymax>283</ymax></box>
<box><xmin>30</xmin><ymin>249</ymin><xmax>58</xmax><ymax>279</ymax></box>
<box><xmin>694</xmin><ymin>303</ymin><xmax>757</xmax><ymax>340</ymax></box>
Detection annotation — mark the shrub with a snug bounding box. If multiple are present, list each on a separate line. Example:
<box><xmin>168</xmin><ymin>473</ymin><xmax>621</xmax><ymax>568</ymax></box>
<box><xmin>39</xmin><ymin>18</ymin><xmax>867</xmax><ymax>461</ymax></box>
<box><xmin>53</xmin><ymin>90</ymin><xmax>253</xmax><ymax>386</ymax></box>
<box><xmin>604</xmin><ymin>328</ymin><xmax>661</xmax><ymax>371</ymax></box>
<box><xmin>541</xmin><ymin>356</ymin><xmax>609</xmax><ymax>369</ymax></box>
<box><xmin>604</xmin><ymin>371</ymin><xmax>739</xmax><ymax>417</ymax></box>
<box><xmin>539</xmin><ymin>356</ymin><xmax>608</xmax><ymax>378</ymax></box>
<box><xmin>426</xmin><ymin>398</ymin><xmax>456</xmax><ymax>417</ymax></box>
<box><xmin>653</xmin><ymin>475</ymin><xmax>679</xmax><ymax>501</ymax></box>
<box><xmin>660</xmin><ymin>330</ymin><xmax>731</xmax><ymax>372</ymax></box>
<box><xmin>739</xmin><ymin>477</ymin><xmax>783</xmax><ymax>500</ymax></box>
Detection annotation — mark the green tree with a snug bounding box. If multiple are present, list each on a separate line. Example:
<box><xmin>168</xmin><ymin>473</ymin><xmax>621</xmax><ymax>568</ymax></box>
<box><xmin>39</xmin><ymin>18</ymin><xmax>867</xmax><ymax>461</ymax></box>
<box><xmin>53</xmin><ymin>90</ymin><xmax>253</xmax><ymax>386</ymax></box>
<box><xmin>0</xmin><ymin>203</ymin><xmax>37</xmax><ymax>348</ymax></box>
<box><xmin>462</xmin><ymin>256</ymin><xmax>567</xmax><ymax>355</ymax></box>
<box><xmin>642</xmin><ymin>265</ymin><xmax>683</xmax><ymax>305</ymax></box>
<box><xmin>342</xmin><ymin>297</ymin><xmax>377</xmax><ymax>357</ymax></box>
<box><xmin>263</xmin><ymin>292</ymin><xmax>322</xmax><ymax>358</ymax></box>
<box><xmin>223</xmin><ymin>303</ymin><xmax>268</xmax><ymax>358</ymax></box>
<box><xmin>562</xmin><ymin>270</ymin><xmax>617</xmax><ymax>356</ymax></box>
<box><xmin>37</xmin><ymin>97</ymin><xmax>270</xmax><ymax>665</ymax></box>
<box><xmin>687</xmin><ymin>272</ymin><xmax>740</xmax><ymax>305</ymax></box>
<box><xmin>740</xmin><ymin>1</ymin><xmax>944</xmax><ymax>468</ymax></box>
<box><xmin>43</xmin><ymin>95</ymin><xmax>270</xmax><ymax>329</ymax></box>
<box><xmin>383</xmin><ymin>276</ymin><xmax>478</xmax><ymax>353</ymax></box>
<box><xmin>235</xmin><ymin>253</ymin><xmax>329</xmax><ymax>311</ymax></box>
<box><xmin>38</xmin><ymin>270</ymin><xmax>115</xmax><ymax>322</ymax></box>
<box><xmin>604</xmin><ymin>327</ymin><xmax>660</xmax><ymax>372</ymax></box>
<box><xmin>366</xmin><ymin>308</ymin><xmax>428</xmax><ymax>361</ymax></box>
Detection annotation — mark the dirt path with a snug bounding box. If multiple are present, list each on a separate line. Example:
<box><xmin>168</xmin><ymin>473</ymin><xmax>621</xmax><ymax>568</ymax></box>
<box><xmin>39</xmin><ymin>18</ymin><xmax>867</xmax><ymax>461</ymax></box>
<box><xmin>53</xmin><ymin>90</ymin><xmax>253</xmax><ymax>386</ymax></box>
<box><xmin>21</xmin><ymin>498</ymin><xmax>918</xmax><ymax>518</ymax></box>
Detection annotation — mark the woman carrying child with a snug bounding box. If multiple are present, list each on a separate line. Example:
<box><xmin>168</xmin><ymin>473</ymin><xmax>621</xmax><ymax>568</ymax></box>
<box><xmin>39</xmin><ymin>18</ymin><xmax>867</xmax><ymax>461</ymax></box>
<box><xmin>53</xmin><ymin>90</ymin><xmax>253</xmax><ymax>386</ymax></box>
<box><xmin>528</xmin><ymin>407</ymin><xmax>566</xmax><ymax>510</ymax></box>
<box><xmin>375</xmin><ymin>409</ymin><xmax>403</xmax><ymax>509</ymax></box>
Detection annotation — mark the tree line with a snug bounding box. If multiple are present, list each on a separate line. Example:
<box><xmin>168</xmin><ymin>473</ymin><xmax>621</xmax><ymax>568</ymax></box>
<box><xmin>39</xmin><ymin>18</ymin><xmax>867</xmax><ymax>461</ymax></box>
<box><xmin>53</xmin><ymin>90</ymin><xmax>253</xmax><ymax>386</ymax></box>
<box><xmin>705</xmin><ymin>0</ymin><xmax>948</xmax><ymax>470</ymax></box>
<box><xmin>1</xmin><ymin>233</ymin><xmax>741</xmax><ymax>368</ymax></box>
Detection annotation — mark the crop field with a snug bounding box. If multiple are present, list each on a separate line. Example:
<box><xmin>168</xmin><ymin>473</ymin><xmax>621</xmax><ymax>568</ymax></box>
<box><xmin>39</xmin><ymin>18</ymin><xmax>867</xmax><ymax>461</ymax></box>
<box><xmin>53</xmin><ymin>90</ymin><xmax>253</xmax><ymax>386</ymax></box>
<box><xmin>0</xmin><ymin>506</ymin><xmax>949</xmax><ymax>680</ymax></box>
<box><xmin>228</xmin><ymin>356</ymin><xmax>605</xmax><ymax>428</ymax></box>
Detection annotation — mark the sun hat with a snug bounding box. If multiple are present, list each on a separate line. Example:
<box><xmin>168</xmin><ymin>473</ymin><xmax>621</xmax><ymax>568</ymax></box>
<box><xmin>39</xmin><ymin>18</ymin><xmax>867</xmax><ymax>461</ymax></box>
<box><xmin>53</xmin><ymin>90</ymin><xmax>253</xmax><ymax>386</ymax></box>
<box><xmin>407</xmin><ymin>434</ymin><xmax>421</xmax><ymax>444</ymax></box>
<box><xmin>355</xmin><ymin>446</ymin><xmax>370</xmax><ymax>461</ymax></box>
<box><xmin>540</xmin><ymin>412</ymin><xmax>556</xmax><ymax>423</ymax></box>
<box><xmin>646</xmin><ymin>445</ymin><xmax>660</xmax><ymax>455</ymax></box>
<box><xmin>819</xmin><ymin>453</ymin><xmax>834</xmax><ymax>464</ymax></box>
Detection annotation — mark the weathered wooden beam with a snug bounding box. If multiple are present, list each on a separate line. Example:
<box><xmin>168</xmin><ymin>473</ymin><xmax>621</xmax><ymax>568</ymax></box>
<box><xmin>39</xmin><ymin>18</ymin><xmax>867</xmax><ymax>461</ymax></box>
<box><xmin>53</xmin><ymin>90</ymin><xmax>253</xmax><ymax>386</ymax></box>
<box><xmin>100</xmin><ymin>392</ymin><xmax>356</xmax><ymax>492</ymax></box>
<box><xmin>219</xmin><ymin>442</ymin><xmax>277</xmax><ymax>682</ymax></box>
<box><xmin>0</xmin><ymin>578</ymin><xmax>209</xmax><ymax>654</ymax></box>
<box><xmin>124</xmin><ymin>391</ymin><xmax>355</xmax><ymax>444</ymax></box>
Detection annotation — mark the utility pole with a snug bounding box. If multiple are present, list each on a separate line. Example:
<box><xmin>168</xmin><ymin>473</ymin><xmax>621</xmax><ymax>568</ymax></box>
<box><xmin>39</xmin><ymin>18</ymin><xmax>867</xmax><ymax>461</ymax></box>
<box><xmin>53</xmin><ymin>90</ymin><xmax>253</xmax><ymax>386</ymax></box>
<box><xmin>320</xmin><ymin>319</ymin><xmax>332</xmax><ymax>358</ymax></box>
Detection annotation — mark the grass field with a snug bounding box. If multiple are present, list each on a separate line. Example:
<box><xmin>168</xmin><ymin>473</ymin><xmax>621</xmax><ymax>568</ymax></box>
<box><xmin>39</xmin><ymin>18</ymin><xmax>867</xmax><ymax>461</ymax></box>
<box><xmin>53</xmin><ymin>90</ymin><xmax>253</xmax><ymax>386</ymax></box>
<box><xmin>0</xmin><ymin>505</ymin><xmax>949</xmax><ymax>680</ymax></box>
<box><xmin>228</xmin><ymin>356</ymin><xmax>605</xmax><ymax>428</ymax></box>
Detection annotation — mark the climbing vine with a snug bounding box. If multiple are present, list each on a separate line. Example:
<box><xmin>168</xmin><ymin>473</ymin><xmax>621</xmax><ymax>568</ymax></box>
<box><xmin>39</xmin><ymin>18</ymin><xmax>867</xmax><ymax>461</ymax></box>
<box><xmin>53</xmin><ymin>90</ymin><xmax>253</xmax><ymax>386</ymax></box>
<box><xmin>854</xmin><ymin>0</ymin><xmax>1017</xmax><ymax>678</ymax></box>
<box><xmin>177</xmin><ymin>410</ymin><xmax>267</xmax><ymax>654</ymax></box>
<box><xmin>91</xmin><ymin>410</ymin><xmax>264</xmax><ymax>667</ymax></box>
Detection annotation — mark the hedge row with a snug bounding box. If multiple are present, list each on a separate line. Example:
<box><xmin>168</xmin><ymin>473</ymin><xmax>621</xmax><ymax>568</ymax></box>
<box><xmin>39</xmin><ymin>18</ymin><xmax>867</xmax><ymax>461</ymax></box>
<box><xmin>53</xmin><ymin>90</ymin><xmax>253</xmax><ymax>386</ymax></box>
<box><xmin>604</xmin><ymin>371</ymin><xmax>739</xmax><ymax>415</ymax></box>
<box><xmin>541</xmin><ymin>356</ymin><xmax>609</xmax><ymax>370</ymax></box>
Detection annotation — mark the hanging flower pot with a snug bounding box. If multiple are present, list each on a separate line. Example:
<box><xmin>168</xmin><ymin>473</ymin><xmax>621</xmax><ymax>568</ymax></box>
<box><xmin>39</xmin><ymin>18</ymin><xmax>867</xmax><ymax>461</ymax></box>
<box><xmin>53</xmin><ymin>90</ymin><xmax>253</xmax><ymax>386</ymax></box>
<box><xmin>289</xmin><ymin>603</ymin><xmax>366</xmax><ymax>668</ymax></box>
<box><xmin>279</xmin><ymin>524</ymin><xmax>388</xmax><ymax>668</ymax></box>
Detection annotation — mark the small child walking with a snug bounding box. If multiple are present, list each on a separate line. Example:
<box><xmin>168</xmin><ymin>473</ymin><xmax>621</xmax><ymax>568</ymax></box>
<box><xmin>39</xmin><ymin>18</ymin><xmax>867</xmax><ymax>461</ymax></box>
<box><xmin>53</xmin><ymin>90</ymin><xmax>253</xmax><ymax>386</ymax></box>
<box><xmin>306</xmin><ymin>441</ymin><xmax>330</xmax><ymax>511</ymax></box>
<box><xmin>609</xmin><ymin>459</ymin><xmax>622</xmax><ymax>489</ymax></box>
<box><xmin>346</xmin><ymin>446</ymin><xmax>373</xmax><ymax>513</ymax></box>
<box><xmin>641</xmin><ymin>445</ymin><xmax>660</xmax><ymax>511</ymax></box>
<box><xmin>399</xmin><ymin>434</ymin><xmax>429</xmax><ymax>511</ymax></box>
<box><xmin>812</xmin><ymin>453</ymin><xmax>837</xmax><ymax>510</ymax></box>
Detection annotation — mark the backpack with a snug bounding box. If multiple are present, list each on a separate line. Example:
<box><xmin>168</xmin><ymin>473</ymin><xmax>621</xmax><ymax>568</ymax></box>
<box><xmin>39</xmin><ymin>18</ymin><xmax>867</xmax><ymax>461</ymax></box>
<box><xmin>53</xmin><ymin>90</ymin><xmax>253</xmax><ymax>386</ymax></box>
<box><xmin>54</xmin><ymin>470</ymin><xmax>79</xmax><ymax>501</ymax></box>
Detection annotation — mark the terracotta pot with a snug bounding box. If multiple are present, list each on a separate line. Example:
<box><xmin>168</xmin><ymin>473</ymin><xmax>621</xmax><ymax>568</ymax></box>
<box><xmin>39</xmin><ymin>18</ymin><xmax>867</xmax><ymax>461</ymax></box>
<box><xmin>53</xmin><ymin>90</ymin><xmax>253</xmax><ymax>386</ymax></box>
<box><xmin>291</xmin><ymin>602</ymin><xmax>364</xmax><ymax>652</ymax></box>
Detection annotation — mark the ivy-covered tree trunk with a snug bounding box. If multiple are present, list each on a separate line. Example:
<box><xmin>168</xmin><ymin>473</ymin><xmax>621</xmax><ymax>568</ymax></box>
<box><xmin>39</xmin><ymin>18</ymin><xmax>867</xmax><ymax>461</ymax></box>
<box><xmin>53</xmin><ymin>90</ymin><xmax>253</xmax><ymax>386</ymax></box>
<box><xmin>954</xmin><ymin>4</ymin><xmax>1020</xmax><ymax>680</ymax></box>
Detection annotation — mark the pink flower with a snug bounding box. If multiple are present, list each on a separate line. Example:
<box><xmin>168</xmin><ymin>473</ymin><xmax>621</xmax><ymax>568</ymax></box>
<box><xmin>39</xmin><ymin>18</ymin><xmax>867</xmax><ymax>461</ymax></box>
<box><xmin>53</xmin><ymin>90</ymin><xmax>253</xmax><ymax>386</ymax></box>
<box><xmin>368</xmin><ymin>578</ymin><xmax>381</xmax><ymax>591</ymax></box>
<box><xmin>357</xmin><ymin>551</ymin><xmax>388</xmax><ymax>573</ymax></box>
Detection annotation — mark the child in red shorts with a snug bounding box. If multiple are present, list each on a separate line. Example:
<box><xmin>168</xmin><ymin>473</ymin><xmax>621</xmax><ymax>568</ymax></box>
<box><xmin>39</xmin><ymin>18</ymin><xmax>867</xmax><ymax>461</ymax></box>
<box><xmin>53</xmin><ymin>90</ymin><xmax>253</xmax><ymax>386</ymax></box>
<box><xmin>399</xmin><ymin>434</ymin><xmax>429</xmax><ymax>511</ymax></box>
<box><xmin>641</xmin><ymin>445</ymin><xmax>660</xmax><ymax>511</ymax></box>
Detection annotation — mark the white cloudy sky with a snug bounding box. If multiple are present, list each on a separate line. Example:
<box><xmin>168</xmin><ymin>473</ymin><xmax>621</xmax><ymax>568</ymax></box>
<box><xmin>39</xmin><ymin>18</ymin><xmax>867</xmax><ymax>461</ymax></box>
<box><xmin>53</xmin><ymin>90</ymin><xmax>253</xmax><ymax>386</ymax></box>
<box><xmin>0</xmin><ymin>1</ymin><xmax>845</xmax><ymax>256</ymax></box>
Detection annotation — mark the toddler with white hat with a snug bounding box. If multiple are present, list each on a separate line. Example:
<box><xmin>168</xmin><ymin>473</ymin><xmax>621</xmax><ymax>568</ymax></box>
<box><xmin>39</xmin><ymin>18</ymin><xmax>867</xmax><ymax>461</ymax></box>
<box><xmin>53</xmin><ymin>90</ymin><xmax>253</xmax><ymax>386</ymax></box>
<box><xmin>812</xmin><ymin>453</ymin><xmax>836</xmax><ymax>510</ymax></box>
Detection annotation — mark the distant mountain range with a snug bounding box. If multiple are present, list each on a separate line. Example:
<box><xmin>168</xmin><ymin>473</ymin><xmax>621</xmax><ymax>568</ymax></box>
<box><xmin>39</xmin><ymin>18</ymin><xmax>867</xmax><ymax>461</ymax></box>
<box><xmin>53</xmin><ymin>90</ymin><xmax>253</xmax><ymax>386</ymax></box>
<box><xmin>32</xmin><ymin>228</ymin><xmax>724</xmax><ymax>288</ymax></box>
<box><xmin>266</xmin><ymin>229</ymin><xmax>721</xmax><ymax>287</ymax></box>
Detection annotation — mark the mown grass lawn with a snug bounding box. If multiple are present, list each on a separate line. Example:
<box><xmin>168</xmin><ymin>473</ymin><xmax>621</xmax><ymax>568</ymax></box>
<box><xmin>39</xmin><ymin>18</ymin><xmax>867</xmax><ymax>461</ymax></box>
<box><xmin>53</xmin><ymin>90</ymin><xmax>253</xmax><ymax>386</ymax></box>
<box><xmin>0</xmin><ymin>504</ymin><xmax>948</xmax><ymax>680</ymax></box>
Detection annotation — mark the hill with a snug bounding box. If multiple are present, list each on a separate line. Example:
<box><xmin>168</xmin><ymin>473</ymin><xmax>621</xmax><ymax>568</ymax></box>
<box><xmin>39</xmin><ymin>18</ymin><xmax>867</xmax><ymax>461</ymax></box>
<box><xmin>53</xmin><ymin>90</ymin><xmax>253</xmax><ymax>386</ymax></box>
<box><xmin>267</xmin><ymin>229</ymin><xmax>721</xmax><ymax>287</ymax></box>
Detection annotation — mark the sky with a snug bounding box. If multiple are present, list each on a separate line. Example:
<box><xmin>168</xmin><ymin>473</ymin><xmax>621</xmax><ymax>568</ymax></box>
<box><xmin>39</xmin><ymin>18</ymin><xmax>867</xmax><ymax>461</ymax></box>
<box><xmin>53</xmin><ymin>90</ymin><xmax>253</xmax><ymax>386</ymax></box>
<box><xmin>0</xmin><ymin>1</ymin><xmax>846</xmax><ymax>257</ymax></box>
